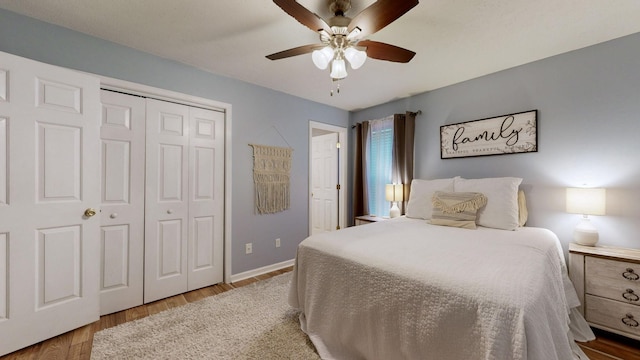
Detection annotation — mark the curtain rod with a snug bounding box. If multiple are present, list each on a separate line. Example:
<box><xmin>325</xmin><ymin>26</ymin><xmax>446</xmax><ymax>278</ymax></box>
<box><xmin>351</xmin><ymin>110</ymin><xmax>422</xmax><ymax>128</ymax></box>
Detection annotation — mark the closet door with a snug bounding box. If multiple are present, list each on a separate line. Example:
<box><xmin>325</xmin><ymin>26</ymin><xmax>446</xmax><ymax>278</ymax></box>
<box><xmin>188</xmin><ymin>108</ymin><xmax>224</xmax><ymax>289</ymax></box>
<box><xmin>99</xmin><ymin>90</ymin><xmax>145</xmax><ymax>315</ymax></box>
<box><xmin>0</xmin><ymin>51</ymin><xmax>100</xmax><ymax>356</ymax></box>
<box><xmin>144</xmin><ymin>99</ymin><xmax>190</xmax><ymax>303</ymax></box>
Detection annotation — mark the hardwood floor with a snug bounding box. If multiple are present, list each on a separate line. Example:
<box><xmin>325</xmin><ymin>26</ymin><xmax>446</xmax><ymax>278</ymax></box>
<box><xmin>1</xmin><ymin>266</ymin><xmax>638</xmax><ymax>360</ymax></box>
<box><xmin>579</xmin><ymin>329</ymin><xmax>640</xmax><ymax>360</ymax></box>
<box><xmin>0</xmin><ymin>268</ymin><xmax>292</xmax><ymax>360</ymax></box>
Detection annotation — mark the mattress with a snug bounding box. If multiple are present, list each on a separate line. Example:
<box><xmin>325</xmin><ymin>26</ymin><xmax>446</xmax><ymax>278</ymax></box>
<box><xmin>289</xmin><ymin>217</ymin><xmax>592</xmax><ymax>360</ymax></box>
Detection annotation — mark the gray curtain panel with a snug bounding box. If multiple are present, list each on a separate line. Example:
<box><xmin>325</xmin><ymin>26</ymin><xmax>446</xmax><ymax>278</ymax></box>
<box><xmin>392</xmin><ymin>112</ymin><xmax>416</xmax><ymax>215</ymax></box>
<box><xmin>352</xmin><ymin>121</ymin><xmax>370</xmax><ymax>223</ymax></box>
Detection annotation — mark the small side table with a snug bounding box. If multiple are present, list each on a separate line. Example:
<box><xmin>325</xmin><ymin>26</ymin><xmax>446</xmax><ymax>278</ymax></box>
<box><xmin>569</xmin><ymin>243</ymin><xmax>640</xmax><ymax>341</ymax></box>
<box><xmin>354</xmin><ymin>215</ymin><xmax>388</xmax><ymax>226</ymax></box>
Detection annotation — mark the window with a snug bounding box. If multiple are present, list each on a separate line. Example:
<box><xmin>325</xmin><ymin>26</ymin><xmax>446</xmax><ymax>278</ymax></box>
<box><xmin>366</xmin><ymin>116</ymin><xmax>394</xmax><ymax>217</ymax></box>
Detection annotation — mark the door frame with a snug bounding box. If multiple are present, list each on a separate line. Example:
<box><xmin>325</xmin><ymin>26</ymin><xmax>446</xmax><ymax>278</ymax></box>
<box><xmin>309</xmin><ymin>121</ymin><xmax>348</xmax><ymax>235</ymax></box>
<box><xmin>98</xmin><ymin>76</ymin><xmax>234</xmax><ymax>284</ymax></box>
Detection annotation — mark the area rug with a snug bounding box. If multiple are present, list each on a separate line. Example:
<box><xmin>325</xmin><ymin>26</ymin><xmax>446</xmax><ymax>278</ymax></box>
<box><xmin>91</xmin><ymin>273</ymin><xmax>320</xmax><ymax>359</ymax></box>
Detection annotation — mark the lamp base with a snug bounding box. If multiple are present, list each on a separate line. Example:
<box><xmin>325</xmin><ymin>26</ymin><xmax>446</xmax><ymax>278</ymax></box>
<box><xmin>573</xmin><ymin>218</ymin><xmax>599</xmax><ymax>246</ymax></box>
<box><xmin>389</xmin><ymin>203</ymin><xmax>400</xmax><ymax>218</ymax></box>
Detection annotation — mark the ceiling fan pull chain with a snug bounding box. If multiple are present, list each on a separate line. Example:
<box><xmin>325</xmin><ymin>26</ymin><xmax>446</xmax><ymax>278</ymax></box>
<box><xmin>330</xmin><ymin>80</ymin><xmax>341</xmax><ymax>96</ymax></box>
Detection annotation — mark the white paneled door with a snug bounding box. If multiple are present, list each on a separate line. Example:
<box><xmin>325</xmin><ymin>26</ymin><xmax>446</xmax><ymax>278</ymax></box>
<box><xmin>99</xmin><ymin>90</ymin><xmax>146</xmax><ymax>315</ymax></box>
<box><xmin>0</xmin><ymin>51</ymin><xmax>100</xmax><ymax>356</ymax></box>
<box><xmin>145</xmin><ymin>99</ymin><xmax>190</xmax><ymax>303</ymax></box>
<box><xmin>145</xmin><ymin>99</ymin><xmax>224</xmax><ymax>303</ymax></box>
<box><xmin>187</xmin><ymin>107</ymin><xmax>224</xmax><ymax>290</ymax></box>
<box><xmin>311</xmin><ymin>132</ymin><xmax>339</xmax><ymax>234</ymax></box>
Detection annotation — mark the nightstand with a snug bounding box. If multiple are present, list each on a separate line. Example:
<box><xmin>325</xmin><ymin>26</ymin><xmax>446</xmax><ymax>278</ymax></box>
<box><xmin>354</xmin><ymin>215</ymin><xmax>388</xmax><ymax>226</ymax></box>
<box><xmin>569</xmin><ymin>243</ymin><xmax>640</xmax><ymax>340</ymax></box>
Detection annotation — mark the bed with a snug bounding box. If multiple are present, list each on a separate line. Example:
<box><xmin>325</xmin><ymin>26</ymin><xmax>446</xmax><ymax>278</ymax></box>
<box><xmin>289</xmin><ymin>177</ymin><xmax>594</xmax><ymax>360</ymax></box>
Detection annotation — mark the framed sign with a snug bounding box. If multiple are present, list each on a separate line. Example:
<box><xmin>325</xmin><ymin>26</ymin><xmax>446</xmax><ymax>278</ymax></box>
<box><xmin>440</xmin><ymin>110</ymin><xmax>537</xmax><ymax>159</ymax></box>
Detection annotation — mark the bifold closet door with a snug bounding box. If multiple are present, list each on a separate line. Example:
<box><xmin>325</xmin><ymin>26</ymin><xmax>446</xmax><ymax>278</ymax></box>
<box><xmin>144</xmin><ymin>99</ymin><xmax>224</xmax><ymax>303</ymax></box>
<box><xmin>99</xmin><ymin>90</ymin><xmax>145</xmax><ymax>315</ymax></box>
<box><xmin>145</xmin><ymin>99</ymin><xmax>190</xmax><ymax>303</ymax></box>
<box><xmin>187</xmin><ymin>107</ymin><xmax>224</xmax><ymax>290</ymax></box>
<box><xmin>0</xmin><ymin>51</ymin><xmax>100</xmax><ymax>356</ymax></box>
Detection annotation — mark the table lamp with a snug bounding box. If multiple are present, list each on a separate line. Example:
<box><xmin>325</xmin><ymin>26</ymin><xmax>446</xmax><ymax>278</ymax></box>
<box><xmin>386</xmin><ymin>184</ymin><xmax>404</xmax><ymax>218</ymax></box>
<box><xmin>566</xmin><ymin>187</ymin><xmax>606</xmax><ymax>246</ymax></box>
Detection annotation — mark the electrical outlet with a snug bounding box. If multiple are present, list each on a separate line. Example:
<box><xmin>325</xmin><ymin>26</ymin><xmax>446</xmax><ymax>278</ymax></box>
<box><xmin>275</xmin><ymin>238</ymin><xmax>281</xmax><ymax>248</ymax></box>
<box><xmin>245</xmin><ymin>243</ymin><xmax>252</xmax><ymax>254</ymax></box>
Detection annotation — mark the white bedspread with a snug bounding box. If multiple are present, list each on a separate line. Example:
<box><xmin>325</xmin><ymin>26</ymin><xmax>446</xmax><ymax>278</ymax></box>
<box><xmin>289</xmin><ymin>217</ymin><xmax>591</xmax><ymax>360</ymax></box>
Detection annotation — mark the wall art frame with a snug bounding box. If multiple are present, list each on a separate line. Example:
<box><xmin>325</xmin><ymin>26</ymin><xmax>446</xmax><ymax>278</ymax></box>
<box><xmin>440</xmin><ymin>110</ymin><xmax>537</xmax><ymax>159</ymax></box>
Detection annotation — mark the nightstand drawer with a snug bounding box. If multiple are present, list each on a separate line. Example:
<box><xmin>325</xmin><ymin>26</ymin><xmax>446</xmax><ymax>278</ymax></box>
<box><xmin>586</xmin><ymin>256</ymin><xmax>640</xmax><ymax>303</ymax></box>
<box><xmin>586</xmin><ymin>295</ymin><xmax>640</xmax><ymax>337</ymax></box>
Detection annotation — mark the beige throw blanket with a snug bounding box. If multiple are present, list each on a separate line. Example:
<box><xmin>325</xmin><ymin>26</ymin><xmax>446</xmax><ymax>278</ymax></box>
<box><xmin>250</xmin><ymin>144</ymin><xmax>292</xmax><ymax>214</ymax></box>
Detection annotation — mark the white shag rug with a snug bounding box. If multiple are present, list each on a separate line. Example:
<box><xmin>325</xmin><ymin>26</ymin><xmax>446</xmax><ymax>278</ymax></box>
<box><xmin>91</xmin><ymin>273</ymin><xmax>320</xmax><ymax>359</ymax></box>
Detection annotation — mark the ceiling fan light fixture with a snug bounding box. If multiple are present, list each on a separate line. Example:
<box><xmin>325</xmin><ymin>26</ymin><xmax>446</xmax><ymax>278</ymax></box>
<box><xmin>344</xmin><ymin>47</ymin><xmax>367</xmax><ymax>69</ymax></box>
<box><xmin>268</xmin><ymin>0</ymin><xmax>419</xmax><ymax>92</ymax></box>
<box><xmin>311</xmin><ymin>46</ymin><xmax>335</xmax><ymax>70</ymax></box>
<box><xmin>330</xmin><ymin>58</ymin><xmax>348</xmax><ymax>79</ymax></box>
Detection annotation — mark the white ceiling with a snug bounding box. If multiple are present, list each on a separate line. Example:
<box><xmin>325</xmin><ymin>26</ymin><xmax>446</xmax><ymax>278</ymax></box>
<box><xmin>1</xmin><ymin>0</ymin><xmax>639</xmax><ymax>111</ymax></box>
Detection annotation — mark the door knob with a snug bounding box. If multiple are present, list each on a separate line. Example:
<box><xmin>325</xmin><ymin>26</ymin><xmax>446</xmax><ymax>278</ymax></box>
<box><xmin>84</xmin><ymin>208</ymin><xmax>97</xmax><ymax>217</ymax></box>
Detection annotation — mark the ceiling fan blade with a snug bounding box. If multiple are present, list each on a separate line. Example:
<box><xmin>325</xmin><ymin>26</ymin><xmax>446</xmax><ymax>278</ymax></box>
<box><xmin>348</xmin><ymin>0</ymin><xmax>419</xmax><ymax>38</ymax></box>
<box><xmin>273</xmin><ymin>0</ymin><xmax>332</xmax><ymax>34</ymax></box>
<box><xmin>358</xmin><ymin>40</ymin><xmax>416</xmax><ymax>63</ymax></box>
<box><xmin>266</xmin><ymin>44</ymin><xmax>325</xmax><ymax>60</ymax></box>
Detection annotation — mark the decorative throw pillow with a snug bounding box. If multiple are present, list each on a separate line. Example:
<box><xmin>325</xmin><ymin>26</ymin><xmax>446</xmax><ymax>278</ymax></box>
<box><xmin>518</xmin><ymin>190</ymin><xmax>528</xmax><ymax>227</ymax></box>
<box><xmin>405</xmin><ymin>178</ymin><xmax>455</xmax><ymax>220</ymax></box>
<box><xmin>454</xmin><ymin>177</ymin><xmax>523</xmax><ymax>230</ymax></box>
<box><xmin>430</xmin><ymin>191</ymin><xmax>487</xmax><ymax>229</ymax></box>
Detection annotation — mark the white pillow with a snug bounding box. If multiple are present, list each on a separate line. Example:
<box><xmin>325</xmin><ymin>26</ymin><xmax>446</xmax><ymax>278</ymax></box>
<box><xmin>406</xmin><ymin>178</ymin><xmax>455</xmax><ymax>219</ymax></box>
<box><xmin>453</xmin><ymin>177</ymin><xmax>523</xmax><ymax>230</ymax></box>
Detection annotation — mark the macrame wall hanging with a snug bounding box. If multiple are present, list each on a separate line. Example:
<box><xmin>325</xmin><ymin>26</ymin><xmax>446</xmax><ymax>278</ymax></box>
<box><xmin>249</xmin><ymin>144</ymin><xmax>293</xmax><ymax>214</ymax></box>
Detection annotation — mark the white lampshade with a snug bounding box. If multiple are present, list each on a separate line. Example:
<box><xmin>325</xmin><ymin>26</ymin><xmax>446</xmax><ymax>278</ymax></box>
<box><xmin>344</xmin><ymin>47</ymin><xmax>367</xmax><ymax>69</ymax></box>
<box><xmin>385</xmin><ymin>184</ymin><xmax>404</xmax><ymax>202</ymax></box>
<box><xmin>566</xmin><ymin>187</ymin><xmax>606</xmax><ymax>246</ymax></box>
<box><xmin>311</xmin><ymin>46</ymin><xmax>334</xmax><ymax>70</ymax></box>
<box><xmin>330</xmin><ymin>58</ymin><xmax>348</xmax><ymax>79</ymax></box>
<box><xmin>566</xmin><ymin>188</ymin><xmax>606</xmax><ymax>215</ymax></box>
<box><xmin>386</xmin><ymin>184</ymin><xmax>404</xmax><ymax>219</ymax></box>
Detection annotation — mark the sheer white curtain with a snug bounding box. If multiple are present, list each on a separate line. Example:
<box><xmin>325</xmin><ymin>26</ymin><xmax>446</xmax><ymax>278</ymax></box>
<box><xmin>366</xmin><ymin>116</ymin><xmax>394</xmax><ymax>217</ymax></box>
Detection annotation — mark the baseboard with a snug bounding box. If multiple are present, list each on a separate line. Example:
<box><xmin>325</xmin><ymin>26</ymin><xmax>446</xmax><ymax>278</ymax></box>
<box><xmin>229</xmin><ymin>259</ymin><xmax>295</xmax><ymax>283</ymax></box>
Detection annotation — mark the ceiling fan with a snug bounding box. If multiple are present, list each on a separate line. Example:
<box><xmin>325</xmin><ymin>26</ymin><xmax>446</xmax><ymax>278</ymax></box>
<box><xmin>266</xmin><ymin>0</ymin><xmax>419</xmax><ymax>82</ymax></box>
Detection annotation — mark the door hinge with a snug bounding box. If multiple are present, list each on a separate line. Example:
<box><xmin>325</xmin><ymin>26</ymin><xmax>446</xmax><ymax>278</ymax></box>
<box><xmin>336</xmin><ymin>184</ymin><xmax>341</xmax><ymax>190</ymax></box>
<box><xmin>336</xmin><ymin>142</ymin><xmax>341</xmax><ymax>149</ymax></box>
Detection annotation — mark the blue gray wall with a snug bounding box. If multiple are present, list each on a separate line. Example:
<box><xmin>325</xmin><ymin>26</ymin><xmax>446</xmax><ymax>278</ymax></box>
<box><xmin>3</xmin><ymin>8</ymin><xmax>638</xmax><ymax>275</ymax></box>
<box><xmin>352</xmin><ymin>32</ymin><xmax>640</xmax><ymax>253</ymax></box>
<box><xmin>0</xmin><ymin>9</ymin><xmax>350</xmax><ymax>275</ymax></box>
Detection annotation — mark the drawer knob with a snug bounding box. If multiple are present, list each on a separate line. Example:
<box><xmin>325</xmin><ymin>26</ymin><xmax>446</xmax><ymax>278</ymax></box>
<box><xmin>622</xmin><ymin>289</ymin><xmax>639</xmax><ymax>302</ymax></box>
<box><xmin>623</xmin><ymin>268</ymin><xmax>639</xmax><ymax>281</ymax></box>
<box><xmin>622</xmin><ymin>314</ymin><xmax>639</xmax><ymax>328</ymax></box>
